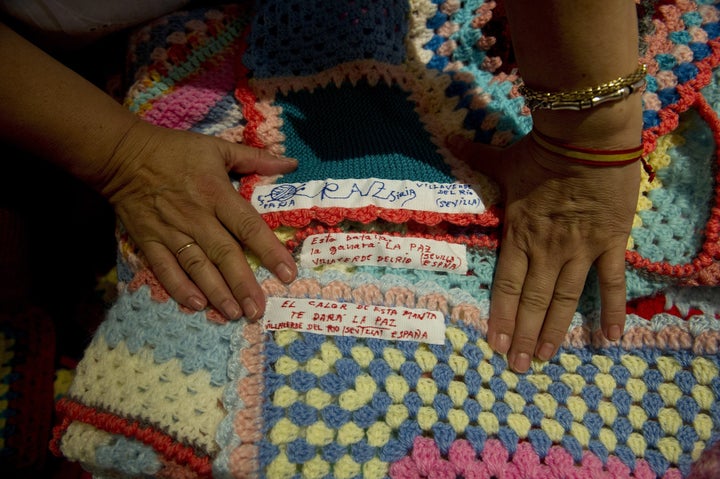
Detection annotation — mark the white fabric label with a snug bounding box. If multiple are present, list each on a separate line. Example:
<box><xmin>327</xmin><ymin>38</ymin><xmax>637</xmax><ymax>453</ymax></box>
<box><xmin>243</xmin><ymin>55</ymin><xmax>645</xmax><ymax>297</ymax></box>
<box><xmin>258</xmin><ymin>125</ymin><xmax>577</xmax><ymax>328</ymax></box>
<box><xmin>251</xmin><ymin>178</ymin><xmax>485</xmax><ymax>214</ymax></box>
<box><xmin>263</xmin><ymin>297</ymin><xmax>446</xmax><ymax>345</ymax></box>
<box><xmin>300</xmin><ymin>233</ymin><xmax>468</xmax><ymax>274</ymax></box>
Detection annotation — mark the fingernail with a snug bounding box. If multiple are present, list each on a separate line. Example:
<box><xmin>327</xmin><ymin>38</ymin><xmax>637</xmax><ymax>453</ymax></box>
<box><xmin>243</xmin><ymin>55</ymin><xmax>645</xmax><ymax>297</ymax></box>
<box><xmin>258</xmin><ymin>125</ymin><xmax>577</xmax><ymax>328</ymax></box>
<box><xmin>607</xmin><ymin>325</ymin><xmax>622</xmax><ymax>341</ymax></box>
<box><xmin>537</xmin><ymin>342</ymin><xmax>555</xmax><ymax>361</ymax></box>
<box><xmin>188</xmin><ymin>296</ymin><xmax>206</xmax><ymax>311</ymax></box>
<box><xmin>513</xmin><ymin>353</ymin><xmax>531</xmax><ymax>373</ymax></box>
<box><xmin>494</xmin><ymin>333</ymin><xmax>511</xmax><ymax>354</ymax></box>
<box><xmin>276</xmin><ymin>262</ymin><xmax>295</xmax><ymax>283</ymax></box>
<box><xmin>221</xmin><ymin>299</ymin><xmax>241</xmax><ymax>320</ymax></box>
<box><xmin>242</xmin><ymin>297</ymin><xmax>259</xmax><ymax>320</ymax></box>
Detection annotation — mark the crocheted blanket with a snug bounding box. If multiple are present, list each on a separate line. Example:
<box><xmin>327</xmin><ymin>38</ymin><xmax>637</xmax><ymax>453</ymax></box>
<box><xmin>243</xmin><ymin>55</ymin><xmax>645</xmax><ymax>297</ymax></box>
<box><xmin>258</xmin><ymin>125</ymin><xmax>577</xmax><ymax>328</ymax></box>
<box><xmin>52</xmin><ymin>2</ymin><xmax>720</xmax><ymax>478</ymax></box>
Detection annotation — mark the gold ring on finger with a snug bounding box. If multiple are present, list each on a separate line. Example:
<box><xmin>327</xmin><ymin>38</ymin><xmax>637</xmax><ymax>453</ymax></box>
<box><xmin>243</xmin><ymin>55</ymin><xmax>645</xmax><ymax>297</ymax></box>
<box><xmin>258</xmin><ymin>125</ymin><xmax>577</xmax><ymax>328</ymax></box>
<box><xmin>175</xmin><ymin>241</ymin><xmax>198</xmax><ymax>258</ymax></box>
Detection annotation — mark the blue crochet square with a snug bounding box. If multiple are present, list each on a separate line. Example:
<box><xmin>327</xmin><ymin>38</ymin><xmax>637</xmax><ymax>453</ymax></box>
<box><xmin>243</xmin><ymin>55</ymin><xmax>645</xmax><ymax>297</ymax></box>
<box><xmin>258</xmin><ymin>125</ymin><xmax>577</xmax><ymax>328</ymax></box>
<box><xmin>244</xmin><ymin>0</ymin><xmax>409</xmax><ymax>78</ymax></box>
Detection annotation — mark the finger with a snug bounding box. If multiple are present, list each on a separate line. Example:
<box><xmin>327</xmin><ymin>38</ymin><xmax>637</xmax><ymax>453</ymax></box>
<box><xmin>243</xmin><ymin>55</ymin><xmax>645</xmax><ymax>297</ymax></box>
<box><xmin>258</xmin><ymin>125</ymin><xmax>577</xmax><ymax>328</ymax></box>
<box><xmin>174</xmin><ymin>229</ymin><xmax>256</xmax><ymax>321</ymax></box>
<box><xmin>142</xmin><ymin>238</ymin><xmax>209</xmax><ymax>312</ymax></box>
<box><xmin>487</xmin><ymin>239</ymin><xmax>528</xmax><ymax>356</ymax></box>
<box><xmin>446</xmin><ymin>135</ymin><xmax>507</xmax><ymax>182</ymax></box>
<box><xmin>218</xmin><ymin>194</ymin><xmax>297</xmax><ymax>286</ymax></box>
<box><xmin>178</xmin><ymin>173</ymin><xmax>295</xmax><ymax>320</ymax></box>
<box><xmin>220</xmin><ymin>141</ymin><xmax>299</xmax><ymax>176</ymax></box>
<box><xmin>507</xmin><ymin>258</ymin><xmax>561</xmax><ymax>373</ymax></box>
<box><xmin>595</xmin><ymin>246</ymin><xmax>628</xmax><ymax>341</ymax></box>
<box><xmin>534</xmin><ymin>259</ymin><xmax>589</xmax><ymax>361</ymax></box>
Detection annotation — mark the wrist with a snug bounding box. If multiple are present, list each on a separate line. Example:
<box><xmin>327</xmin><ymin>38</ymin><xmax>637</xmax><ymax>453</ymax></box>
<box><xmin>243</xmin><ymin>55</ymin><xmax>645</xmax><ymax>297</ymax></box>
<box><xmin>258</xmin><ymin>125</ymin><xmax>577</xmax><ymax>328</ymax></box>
<box><xmin>93</xmin><ymin>116</ymin><xmax>152</xmax><ymax>202</ymax></box>
<box><xmin>524</xmin><ymin>133</ymin><xmax>643</xmax><ymax>186</ymax></box>
<box><xmin>530</xmin><ymin>90</ymin><xmax>643</xmax><ymax>151</ymax></box>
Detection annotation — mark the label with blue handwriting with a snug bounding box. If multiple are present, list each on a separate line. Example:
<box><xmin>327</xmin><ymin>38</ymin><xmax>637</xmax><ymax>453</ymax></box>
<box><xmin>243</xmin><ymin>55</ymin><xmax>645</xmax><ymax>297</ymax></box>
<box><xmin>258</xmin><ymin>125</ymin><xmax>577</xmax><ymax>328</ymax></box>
<box><xmin>251</xmin><ymin>178</ymin><xmax>485</xmax><ymax>214</ymax></box>
<box><xmin>263</xmin><ymin>297</ymin><xmax>446</xmax><ymax>345</ymax></box>
<box><xmin>300</xmin><ymin>232</ymin><xmax>468</xmax><ymax>273</ymax></box>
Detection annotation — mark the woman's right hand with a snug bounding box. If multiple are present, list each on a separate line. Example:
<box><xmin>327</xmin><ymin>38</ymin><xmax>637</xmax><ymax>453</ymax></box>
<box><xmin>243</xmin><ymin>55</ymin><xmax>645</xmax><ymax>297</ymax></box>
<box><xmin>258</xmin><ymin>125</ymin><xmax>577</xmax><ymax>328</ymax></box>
<box><xmin>102</xmin><ymin>119</ymin><xmax>299</xmax><ymax>321</ymax></box>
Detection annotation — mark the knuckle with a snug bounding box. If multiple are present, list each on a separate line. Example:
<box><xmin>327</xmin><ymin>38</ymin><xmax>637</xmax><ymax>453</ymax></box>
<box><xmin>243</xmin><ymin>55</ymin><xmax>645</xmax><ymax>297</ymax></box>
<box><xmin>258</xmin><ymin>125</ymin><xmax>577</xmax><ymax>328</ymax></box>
<box><xmin>204</xmin><ymin>241</ymin><xmax>238</xmax><ymax>266</ymax></box>
<box><xmin>540</xmin><ymin>324</ymin><xmax>570</xmax><ymax>343</ymax></box>
<box><xmin>543</xmin><ymin>316</ymin><xmax>572</xmax><ymax>334</ymax></box>
<box><xmin>148</xmin><ymin>256</ymin><xmax>172</xmax><ymax>277</ymax></box>
<box><xmin>235</xmin><ymin>213</ymin><xmax>269</xmax><ymax>244</ymax></box>
<box><xmin>148</xmin><ymin>259</ymin><xmax>182</xmax><ymax>294</ymax></box>
<box><xmin>518</xmin><ymin>290</ymin><xmax>550</xmax><ymax>313</ymax></box>
<box><xmin>600</xmin><ymin>274</ymin><xmax>626</xmax><ymax>292</ymax></box>
<box><xmin>492</xmin><ymin>277</ymin><xmax>523</xmax><ymax>297</ymax></box>
<box><xmin>180</xmin><ymin>253</ymin><xmax>210</xmax><ymax>276</ymax></box>
<box><xmin>551</xmin><ymin>288</ymin><xmax>580</xmax><ymax>306</ymax></box>
<box><xmin>248</xmin><ymin>145</ymin><xmax>265</xmax><ymax>162</ymax></box>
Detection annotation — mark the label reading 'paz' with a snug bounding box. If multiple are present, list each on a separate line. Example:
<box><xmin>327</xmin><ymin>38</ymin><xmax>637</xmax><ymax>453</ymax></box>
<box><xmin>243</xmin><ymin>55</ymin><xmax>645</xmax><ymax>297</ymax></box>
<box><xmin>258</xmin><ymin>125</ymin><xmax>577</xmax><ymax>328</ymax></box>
<box><xmin>251</xmin><ymin>178</ymin><xmax>485</xmax><ymax>214</ymax></box>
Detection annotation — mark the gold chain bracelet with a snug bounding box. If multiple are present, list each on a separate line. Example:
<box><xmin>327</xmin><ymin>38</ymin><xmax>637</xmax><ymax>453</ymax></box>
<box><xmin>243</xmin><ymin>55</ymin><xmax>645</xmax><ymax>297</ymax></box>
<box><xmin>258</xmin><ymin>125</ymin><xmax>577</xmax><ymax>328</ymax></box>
<box><xmin>519</xmin><ymin>63</ymin><xmax>647</xmax><ymax>111</ymax></box>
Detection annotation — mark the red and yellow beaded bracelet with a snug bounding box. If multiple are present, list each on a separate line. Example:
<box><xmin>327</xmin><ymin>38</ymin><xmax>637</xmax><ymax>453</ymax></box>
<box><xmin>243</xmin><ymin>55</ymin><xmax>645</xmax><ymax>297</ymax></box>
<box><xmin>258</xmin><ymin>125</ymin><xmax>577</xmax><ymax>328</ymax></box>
<box><xmin>529</xmin><ymin>128</ymin><xmax>654</xmax><ymax>180</ymax></box>
<box><xmin>530</xmin><ymin>128</ymin><xmax>643</xmax><ymax>166</ymax></box>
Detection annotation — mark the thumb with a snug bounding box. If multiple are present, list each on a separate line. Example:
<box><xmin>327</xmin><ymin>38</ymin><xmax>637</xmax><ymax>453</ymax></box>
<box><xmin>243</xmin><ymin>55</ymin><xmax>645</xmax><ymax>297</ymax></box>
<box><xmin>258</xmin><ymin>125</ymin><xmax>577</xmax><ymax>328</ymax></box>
<box><xmin>221</xmin><ymin>140</ymin><xmax>299</xmax><ymax>176</ymax></box>
<box><xmin>446</xmin><ymin>134</ymin><xmax>508</xmax><ymax>184</ymax></box>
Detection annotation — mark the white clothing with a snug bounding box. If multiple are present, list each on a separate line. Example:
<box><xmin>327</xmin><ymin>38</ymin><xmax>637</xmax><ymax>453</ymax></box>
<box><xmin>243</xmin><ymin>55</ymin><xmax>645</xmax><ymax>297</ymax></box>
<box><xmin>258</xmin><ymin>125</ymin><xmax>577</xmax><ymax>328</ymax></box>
<box><xmin>1</xmin><ymin>0</ymin><xmax>190</xmax><ymax>37</ymax></box>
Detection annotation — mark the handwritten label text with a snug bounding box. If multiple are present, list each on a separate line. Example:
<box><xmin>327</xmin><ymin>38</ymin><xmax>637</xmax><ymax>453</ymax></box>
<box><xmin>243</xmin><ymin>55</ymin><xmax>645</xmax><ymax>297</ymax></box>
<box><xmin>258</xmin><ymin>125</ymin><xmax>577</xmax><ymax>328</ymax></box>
<box><xmin>300</xmin><ymin>233</ymin><xmax>467</xmax><ymax>273</ymax></box>
<box><xmin>252</xmin><ymin>178</ymin><xmax>485</xmax><ymax>214</ymax></box>
<box><xmin>263</xmin><ymin>297</ymin><xmax>446</xmax><ymax>345</ymax></box>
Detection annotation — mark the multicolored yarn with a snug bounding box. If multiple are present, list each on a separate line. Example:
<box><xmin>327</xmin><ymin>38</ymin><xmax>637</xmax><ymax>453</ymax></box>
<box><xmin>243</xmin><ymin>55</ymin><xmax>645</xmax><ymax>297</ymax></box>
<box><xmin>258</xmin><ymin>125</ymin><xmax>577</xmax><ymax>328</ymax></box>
<box><xmin>52</xmin><ymin>2</ymin><xmax>720</xmax><ymax>478</ymax></box>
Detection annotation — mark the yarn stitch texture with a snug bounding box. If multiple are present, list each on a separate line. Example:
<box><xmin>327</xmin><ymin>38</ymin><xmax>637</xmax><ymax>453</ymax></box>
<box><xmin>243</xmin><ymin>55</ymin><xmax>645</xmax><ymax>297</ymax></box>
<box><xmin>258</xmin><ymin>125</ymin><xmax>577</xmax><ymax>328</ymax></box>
<box><xmin>52</xmin><ymin>2</ymin><xmax>720</xmax><ymax>478</ymax></box>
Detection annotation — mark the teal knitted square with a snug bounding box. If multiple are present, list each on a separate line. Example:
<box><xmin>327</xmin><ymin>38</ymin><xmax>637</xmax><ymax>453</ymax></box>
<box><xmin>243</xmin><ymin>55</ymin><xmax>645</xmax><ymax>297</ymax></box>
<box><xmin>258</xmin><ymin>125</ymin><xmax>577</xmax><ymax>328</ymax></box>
<box><xmin>275</xmin><ymin>80</ymin><xmax>455</xmax><ymax>184</ymax></box>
